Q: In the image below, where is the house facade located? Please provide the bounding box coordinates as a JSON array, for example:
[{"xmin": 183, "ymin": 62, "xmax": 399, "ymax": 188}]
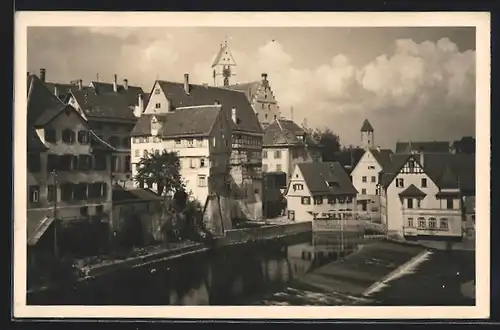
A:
[
  {"xmin": 27, "ymin": 74, "xmax": 115, "ymax": 260},
  {"xmin": 380, "ymin": 152, "xmax": 475, "ymax": 241},
  {"xmin": 350, "ymin": 147, "xmax": 393, "ymax": 219},
  {"xmin": 139, "ymin": 74, "xmax": 263, "ymax": 220},
  {"xmin": 229, "ymin": 73, "xmax": 281, "ymax": 129},
  {"xmin": 285, "ymin": 162, "xmax": 358, "ymax": 230}
]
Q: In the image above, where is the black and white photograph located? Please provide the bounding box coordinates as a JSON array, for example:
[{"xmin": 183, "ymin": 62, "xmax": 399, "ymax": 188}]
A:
[{"xmin": 14, "ymin": 12, "xmax": 490, "ymax": 319}]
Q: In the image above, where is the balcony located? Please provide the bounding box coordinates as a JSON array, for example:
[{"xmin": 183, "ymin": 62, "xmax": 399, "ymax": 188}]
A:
[{"xmin": 402, "ymin": 208, "xmax": 461, "ymax": 217}]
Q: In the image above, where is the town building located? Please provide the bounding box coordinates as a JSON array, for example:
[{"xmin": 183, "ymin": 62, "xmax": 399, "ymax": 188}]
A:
[
  {"xmin": 350, "ymin": 147, "xmax": 393, "ymax": 219},
  {"xmin": 285, "ymin": 162, "xmax": 358, "ymax": 226},
  {"xmin": 26, "ymin": 73, "xmax": 115, "ymax": 263},
  {"xmin": 66, "ymin": 74, "xmax": 146, "ymax": 187},
  {"xmin": 451, "ymin": 136, "xmax": 476, "ymax": 154},
  {"xmin": 130, "ymin": 103, "xmax": 232, "ymax": 207},
  {"xmin": 262, "ymin": 118, "xmax": 321, "ymax": 181},
  {"xmin": 379, "ymin": 152, "xmax": 475, "ymax": 241},
  {"xmin": 134, "ymin": 73, "xmax": 263, "ymax": 220},
  {"xmin": 211, "ymin": 40, "xmax": 237, "ymax": 88},
  {"xmin": 229, "ymin": 73, "xmax": 281, "ymax": 129}
]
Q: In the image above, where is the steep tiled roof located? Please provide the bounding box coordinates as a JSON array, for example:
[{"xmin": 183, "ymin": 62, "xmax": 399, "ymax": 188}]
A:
[
  {"xmin": 27, "ymin": 74, "xmax": 67, "ymax": 127},
  {"xmin": 27, "ymin": 213, "xmax": 54, "ymax": 246},
  {"xmin": 211, "ymin": 44, "xmax": 236, "ymax": 67},
  {"xmin": 112, "ymin": 186, "xmax": 163, "ymax": 203},
  {"xmin": 369, "ymin": 148, "xmax": 394, "ymax": 170},
  {"xmin": 157, "ymin": 80, "xmax": 262, "ymax": 134},
  {"xmin": 44, "ymin": 82, "xmax": 80, "ymax": 100},
  {"xmin": 297, "ymin": 162, "xmax": 358, "ymax": 197},
  {"xmin": 263, "ymin": 119, "xmax": 313, "ymax": 146},
  {"xmin": 395, "ymin": 141, "xmax": 450, "ymax": 153},
  {"xmin": 381, "ymin": 153, "xmax": 475, "ymax": 192},
  {"xmin": 360, "ymin": 119, "xmax": 374, "ymax": 132},
  {"xmin": 131, "ymin": 105, "xmax": 222, "ymax": 138},
  {"xmin": 399, "ymin": 184, "xmax": 427, "ymax": 198},
  {"xmin": 228, "ymin": 81, "xmax": 261, "ymax": 101},
  {"xmin": 71, "ymin": 88, "xmax": 138, "ymax": 122},
  {"xmin": 91, "ymin": 81, "xmax": 144, "ymax": 106}
]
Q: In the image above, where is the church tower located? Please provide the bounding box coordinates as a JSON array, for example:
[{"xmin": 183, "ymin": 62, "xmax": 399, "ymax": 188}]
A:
[
  {"xmin": 211, "ymin": 39, "xmax": 237, "ymax": 87},
  {"xmin": 360, "ymin": 119, "xmax": 375, "ymax": 149}
]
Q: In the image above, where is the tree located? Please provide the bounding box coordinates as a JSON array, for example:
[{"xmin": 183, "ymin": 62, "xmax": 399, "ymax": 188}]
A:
[
  {"xmin": 302, "ymin": 125, "xmax": 341, "ymax": 161},
  {"xmin": 134, "ymin": 150, "xmax": 185, "ymax": 196}
]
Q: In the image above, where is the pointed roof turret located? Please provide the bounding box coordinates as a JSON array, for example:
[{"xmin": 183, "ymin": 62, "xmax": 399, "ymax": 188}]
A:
[
  {"xmin": 360, "ymin": 119, "xmax": 374, "ymax": 132},
  {"xmin": 211, "ymin": 40, "xmax": 237, "ymax": 68}
]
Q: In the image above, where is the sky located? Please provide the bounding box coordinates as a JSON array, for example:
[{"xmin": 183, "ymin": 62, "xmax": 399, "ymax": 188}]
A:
[{"xmin": 27, "ymin": 26, "xmax": 476, "ymax": 148}]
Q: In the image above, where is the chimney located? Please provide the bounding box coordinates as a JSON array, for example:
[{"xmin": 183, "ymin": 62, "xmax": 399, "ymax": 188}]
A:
[
  {"xmin": 113, "ymin": 74, "xmax": 118, "ymax": 92},
  {"xmin": 214, "ymin": 100, "xmax": 220, "ymax": 105},
  {"xmin": 123, "ymin": 79, "xmax": 129, "ymax": 90},
  {"xmin": 261, "ymin": 73, "xmax": 268, "ymax": 81},
  {"xmin": 39, "ymin": 68, "xmax": 46, "ymax": 82},
  {"xmin": 419, "ymin": 152, "xmax": 425, "ymax": 168},
  {"xmin": 184, "ymin": 73, "xmax": 190, "ymax": 94},
  {"xmin": 78, "ymin": 79, "xmax": 83, "ymax": 90},
  {"xmin": 231, "ymin": 106, "xmax": 237, "ymax": 123},
  {"xmin": 134, "ymin": 94, "xmax": 144, "ymax": 118},
  {"xmin": 53, "ymin": 84, "xmax": 59, "ymax": 97},
  {"xmin": 376, "ymin": 145, "xmax": 381, "ymax": 152}
]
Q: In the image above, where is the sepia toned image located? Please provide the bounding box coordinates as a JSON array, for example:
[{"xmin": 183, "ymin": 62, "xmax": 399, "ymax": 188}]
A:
[{"xmin": 13, "ymin": 12, "xmax": 490, "ymax": 319}]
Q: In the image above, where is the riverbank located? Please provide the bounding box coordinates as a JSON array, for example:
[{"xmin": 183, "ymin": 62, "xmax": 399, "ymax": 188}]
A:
[{"xmin": 246, "ymin": 240, "xmax": 475, "ymax": 306}]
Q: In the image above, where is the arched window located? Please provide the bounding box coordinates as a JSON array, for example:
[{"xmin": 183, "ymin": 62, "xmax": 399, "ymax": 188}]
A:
[
  {"xmin": 109, "ymin": 136, "xmax": 120, "ymax": 148},
  {"xmin": 417, "ymin": 217, "xmax": 426, "ymax": 228}
]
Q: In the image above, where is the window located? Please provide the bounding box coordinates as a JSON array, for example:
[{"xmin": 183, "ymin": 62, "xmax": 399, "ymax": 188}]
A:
[
  {"xmin": 154, "ymin": 88, "xmax": 161, "ymax": 95},
  {"xmin": 109, "ymin": 136, "xmax": 120, "ymax": 148},
  {"xmin": 196, "ymin": 139, "xmax": 204, "ymax": 148},
  {"xmin": 261, "ymin": 103, "xmax": 264, "ymax": 109},
  {"xmin": 80, "ymin": 206, "xmax": 89, "ymax": 216},
  {"xmin": 362, "ymin": 176, "xmax": 367, "ymax": 183},
  {"xmin": 29, "ymin": 185, "xmax": 40, "ymax": 203},
  {"xmin": 60, "ymin": 183, "xmax": 73, "ymax": 201},
  {"xmin": 420, "ymin": 178, "xmax": 428, "ymax": 188},
  {"xmin": 361, "ymin": 188, "xmax": 367, "ymax": 195},
  {"xmin": 44, "ymin": 128, "xmax": 57, "ymax": 143},
  {"xmin": 187, "ymin": 139, "xmax": 194, "ymax": 148},
  {"xmin": 301, "ymin": 197, "xmax": 311, "ymax": 205},
  {"xmin": 200, "ymin": 158, "xmax": 205, "ymax": 167},
  {"xmin": 314, "ymin": 197, "xmax": 323, "ymax": 205},
  {"xmin": 440, "ymin": 218, "xmax": 449, "ymax": 230},
  {"xmin": 78, "ymin": 130, "xmax": 89, "ymax": 144},
  {"xmin": 327, "ymin": 197, "xmax": 336, "ymax": 204},
  {"xmin": 274, "ymin": 150, "xmax": 281, "ymax": 159},
  {"xmin": 78, "ymin": 155, "xmax": 92, "ymax": 171},
  {"xmin": 428, "ymin": 217, "xmax": 437, "ymax": 229},
  {"xmin": 446, "ymin": 198, "xmax": 454, "ymax": 209},
  {"xmin": 371, "ymin": 176, "xmax": 376, "ymax": 183},
  {"xmin": 47, "ymin": 154, "xmax": 59, "ymax": 171},
  {"xmin": 124, "ymin": 156, "xmax": 131, "ymax": 172},
  {"xmin": 62, "ymin": 129, "xmax": 75, "ymax": 143},
  {"xmin": 418, "ymin": 217, "xmax": 426, "ymax": 228},
  {"xmin": 416, "ymin": 198, "xmax": 422, "ymax": 208},
  {"xmin": 276, "ymin": 164, "xmax": 282, "ymax": 172},
  {"xmin": 262, "ymin": 151, "xmax": 268, "ymax": 159},
  {"xmin": 396, "ymin": 178, "xmax": 404, "ymax": 188},
  {"xmin": 407, "ymin": 217, "xmax": 414, "ymax": 228},
  {"xmin": 111, "ymin": 156, "xmax": 118, "ymax": 172},
  {"xmin": 88, "ymin": 182, "xmax": 104, "ymax": 198},
  {"xmin": 293, "ymin": 184, "xmax": 304, "ymax": 191},
  {"xmin": 94, "ymin": 154, "xmax": 107, "ymax": 171},
  {"xmin": 60, "ymin": 154, "xmax": 77, "ymax": 171},
  {"xmin": 198, "ymin": 175, "xmax": 207, "ymax": 187},
  {"xmin": 407, "ymin": 198, "xmax": 413, "ymax": 209},
  {"xmin": 368, "ymin": 165, "xmax": 376, "ymax": 170},
  {"xmin": 96, "ymin": 205, "xmax": 104, "ymax": 215},
  {"xmin": 27, "ymin": 153, "xmax": 41, "ymax": 172},
  {"xmin": 408, "ymin": 159, "xmax": 415, "ymax": 169},
  {"xmin": 43, "ymin": 185, "xmax": 56, "ymax": 204},
  {"xmin": 155, "ymin": 103, "xmax": 161, "ymax": 109},
  {"xmin": 74, "ymin": 183, "xmax": 87, "ymax": 201}
]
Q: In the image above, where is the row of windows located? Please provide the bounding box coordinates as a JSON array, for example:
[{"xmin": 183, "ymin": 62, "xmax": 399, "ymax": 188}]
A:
[
  {"xmin": 262, "ymin": 164, "xmax": 282, "ymax": 172},
  {"xmin": 28, "ymin": 182, "xmax": 108, "ymax": 203},
  {"xmin": 407, "ymin": 217, "xmax": 449, "ymax": 230},
  {"xmin": 28, "ymin": 153, "xmax": 106, "ymax": 173},
  {"xmin": 256, "ymin": 113, "xmax": 278, "ymax": 121},
  {"xmin": 362, "ymin": 176, "xmax": 377, "ymax": 183},
  {"xmin": 301, "ymin": 196, "xmax": 354, "ymax": 205},
  {"xmin": 404, "ymin": 197, "xmax": 455, "ymax": 210},
  {"xmin": 263, "ymin": 150, "xmax": 282, "ymax": 159},
  {"xmin": 44, "ymin": 128, "xmax": 90, "ymax": 144},
  {"xmin": 395, "ymin": 178, "xmax": 427, "ymax": 188}
]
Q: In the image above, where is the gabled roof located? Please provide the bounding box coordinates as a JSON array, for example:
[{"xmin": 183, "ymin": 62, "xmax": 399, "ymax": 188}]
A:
[
  {"xmin": 368, "ymin": 148, "xmax": 394, "ymax": 170},
  {"xmin": 399, "ymin": 184, "xmax": 427, "ymax": 198},
  {"xmin": 395, "ymin": 141, "xmax": 450, "ymax": 153},
  {"xmin": 156, "ymin": 80, "xmax": 262, "ymax": 134},
  {"xmin": 297, "ymin": 162, "xmax": 358, "ymax": 197},
  {"xmin": 381, "ymin": 153, "xmax": 475, "ymax": 192},
  {"xmin": 112, "ymin": 186, "xmax": 163, "ymax": 203},
  {"xmin": 44, "ymin": 82, "xmax": 80, "ymax": 100},
  {"xmin": 360, "ymin": 119, "xmax": 374, "ymax": 132},
  {"xmin": 263, "ymin": 119, "xmax": 317, "ymax": 147},
  {"xmin": 27, "ymin": 74, "xmax": 67, "ymax": 128},
  {"xmin": 131, "ymin": 105, "xmax": 223, "ymax": 138},
  {"xmin": 91, "ymin": 81, "xmax": 144, "ymax": 106},
  {"xmin": 71, "ymin": 88, "xmax": 138, "ymax": 122},
  {"xmin": 211, "ymin": 44, "xmax": 236, "ymax": 68},
  {"xmin": 228, "ymin": 81, "xmax": 261, "ymax": 102}
]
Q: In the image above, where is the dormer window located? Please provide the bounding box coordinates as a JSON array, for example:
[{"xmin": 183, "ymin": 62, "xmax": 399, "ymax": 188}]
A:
[{"xmin": 327, "ymin": 181, "xmax": 338, "ymax": 188}]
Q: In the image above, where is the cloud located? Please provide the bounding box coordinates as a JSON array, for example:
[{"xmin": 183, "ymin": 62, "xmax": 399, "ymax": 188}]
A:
[
  {"xmin": 27, "ymin": 28, "xmax": 475, "ymax": 148},
  {"xmin": 190, "ymin": 37, "xmax": 475, "ymax": 147}
]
